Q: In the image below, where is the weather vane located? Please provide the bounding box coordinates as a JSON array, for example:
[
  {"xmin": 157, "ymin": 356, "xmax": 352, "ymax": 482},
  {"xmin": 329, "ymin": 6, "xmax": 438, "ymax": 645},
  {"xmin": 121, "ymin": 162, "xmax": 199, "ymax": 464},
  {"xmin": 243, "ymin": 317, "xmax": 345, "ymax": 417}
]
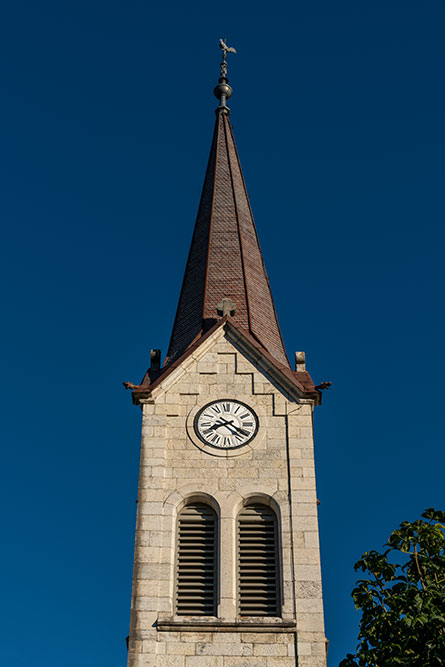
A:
[
  {"xmin": 214, "ymin": 39, "xmax": 236, "ymax": 114},
  {"xmin": 219, "ymin": 38, "xmax": 236, "ymax": 79}
]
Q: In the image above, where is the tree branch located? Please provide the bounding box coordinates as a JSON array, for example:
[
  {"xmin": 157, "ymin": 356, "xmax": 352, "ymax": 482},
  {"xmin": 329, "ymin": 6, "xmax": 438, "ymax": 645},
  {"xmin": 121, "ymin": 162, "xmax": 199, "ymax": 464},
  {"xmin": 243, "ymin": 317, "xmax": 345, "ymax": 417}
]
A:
[{"xmin": 413, "ymin": 544, "xmax": 426, "ymax": 591}]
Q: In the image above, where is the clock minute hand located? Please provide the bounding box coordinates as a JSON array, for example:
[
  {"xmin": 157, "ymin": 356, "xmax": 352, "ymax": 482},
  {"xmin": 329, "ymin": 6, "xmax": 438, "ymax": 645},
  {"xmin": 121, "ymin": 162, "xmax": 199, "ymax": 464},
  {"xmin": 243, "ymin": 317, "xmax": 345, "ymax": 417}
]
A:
[
  {"xmin": 212, "ymin": 417, "xmax": 239, "ymax": 435},
  {"xmin": 210, "ymin": 417, "xmax": 233, "ymax": 430},
  {"xmin": 218, "ymin": 418, "xmax": 250, "ymax": 438},
  {"xmin": 230, "ymin": 423, "xmax": 250, "ymax": 437},
  {"xmin": 218, "ymin": 417, "xmax": 234, "ymax": 426}
]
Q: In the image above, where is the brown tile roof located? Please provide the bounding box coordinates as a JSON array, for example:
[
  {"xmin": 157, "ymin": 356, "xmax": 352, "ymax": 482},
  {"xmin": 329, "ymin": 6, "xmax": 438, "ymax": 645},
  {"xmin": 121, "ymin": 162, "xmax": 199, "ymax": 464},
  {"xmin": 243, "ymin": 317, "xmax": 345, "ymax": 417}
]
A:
[{"xmin": 165, "ymin": 111, "xmax": 290, "ymax": 369}]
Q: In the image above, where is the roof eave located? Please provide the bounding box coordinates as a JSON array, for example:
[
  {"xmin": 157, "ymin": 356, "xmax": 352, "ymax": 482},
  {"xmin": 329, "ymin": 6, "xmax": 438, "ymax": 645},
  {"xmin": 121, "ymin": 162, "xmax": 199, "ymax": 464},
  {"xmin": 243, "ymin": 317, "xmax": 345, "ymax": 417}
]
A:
[{"xmin": 129, "ymin": 318, "xmax": 321, "ymax": 406}]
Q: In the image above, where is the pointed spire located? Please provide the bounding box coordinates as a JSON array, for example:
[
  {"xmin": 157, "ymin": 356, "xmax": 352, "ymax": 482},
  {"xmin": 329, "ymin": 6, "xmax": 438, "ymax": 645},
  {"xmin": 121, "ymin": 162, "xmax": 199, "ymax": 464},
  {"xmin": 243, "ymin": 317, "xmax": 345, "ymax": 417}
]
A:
[{"xmin": 165, "ymin": 45, "xmax": 290, "ymax": 370}]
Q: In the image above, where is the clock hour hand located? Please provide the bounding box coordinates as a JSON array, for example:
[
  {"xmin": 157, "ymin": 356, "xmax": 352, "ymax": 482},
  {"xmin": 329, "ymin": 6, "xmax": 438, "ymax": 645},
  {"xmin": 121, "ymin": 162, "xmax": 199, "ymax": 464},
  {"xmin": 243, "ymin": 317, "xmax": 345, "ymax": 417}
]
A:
[
  {"xmin": 210, "ymin": 418, "xmax": 232, "ymax": 429},
  {"xmin": 215, "ymin": 418, "xmax": 250, "ymax": 438},
  {"xmin": 211, "ymin": 417, "xmax": 238, "ymax": 434},
  {"xmin": 218, "ymin": 417, "xmax": 234, "ymax": 426}
]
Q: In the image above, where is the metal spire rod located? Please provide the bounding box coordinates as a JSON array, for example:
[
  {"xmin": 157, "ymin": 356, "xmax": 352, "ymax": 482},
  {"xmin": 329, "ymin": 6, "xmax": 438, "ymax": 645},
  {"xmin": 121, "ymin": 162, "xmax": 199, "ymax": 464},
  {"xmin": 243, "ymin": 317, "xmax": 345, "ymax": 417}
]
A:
[{"xmin": 214, "ymin": 39, "xmax": 236, "ymax": 115}]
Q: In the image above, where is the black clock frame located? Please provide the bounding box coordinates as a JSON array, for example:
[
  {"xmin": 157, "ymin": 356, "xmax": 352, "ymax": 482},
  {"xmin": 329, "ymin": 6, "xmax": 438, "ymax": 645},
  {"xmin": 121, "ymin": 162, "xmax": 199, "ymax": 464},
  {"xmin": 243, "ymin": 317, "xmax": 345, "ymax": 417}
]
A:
[{"xmin": 194, "ymin": 399, "xmax": 260, "ymax": 449}]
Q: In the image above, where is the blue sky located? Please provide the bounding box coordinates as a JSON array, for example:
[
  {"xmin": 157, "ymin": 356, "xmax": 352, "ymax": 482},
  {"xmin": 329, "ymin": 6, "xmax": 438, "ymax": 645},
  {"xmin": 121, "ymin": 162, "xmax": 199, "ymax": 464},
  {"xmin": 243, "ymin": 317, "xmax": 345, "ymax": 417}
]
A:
[{"xmin": 1, "ymin": 1, "xmax": 444, "ymax": 665}]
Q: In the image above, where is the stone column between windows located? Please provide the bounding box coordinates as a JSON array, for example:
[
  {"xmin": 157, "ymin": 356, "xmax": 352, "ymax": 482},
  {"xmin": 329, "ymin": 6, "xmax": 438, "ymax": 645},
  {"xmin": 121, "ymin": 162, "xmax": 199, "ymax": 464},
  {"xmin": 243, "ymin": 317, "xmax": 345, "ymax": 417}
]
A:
[{"xmin": 219, "ymin": 507, "xmax": 237, "ymax": 618}]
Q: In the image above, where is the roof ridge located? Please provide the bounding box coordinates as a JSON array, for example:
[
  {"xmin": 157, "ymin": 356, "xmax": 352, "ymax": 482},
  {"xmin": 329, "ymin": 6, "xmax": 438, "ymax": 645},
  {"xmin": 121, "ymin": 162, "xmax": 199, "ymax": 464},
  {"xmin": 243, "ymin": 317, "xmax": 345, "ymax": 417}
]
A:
[{"xmin": 223, "ymin": 114, "xmax": 252, "ymax": 333}]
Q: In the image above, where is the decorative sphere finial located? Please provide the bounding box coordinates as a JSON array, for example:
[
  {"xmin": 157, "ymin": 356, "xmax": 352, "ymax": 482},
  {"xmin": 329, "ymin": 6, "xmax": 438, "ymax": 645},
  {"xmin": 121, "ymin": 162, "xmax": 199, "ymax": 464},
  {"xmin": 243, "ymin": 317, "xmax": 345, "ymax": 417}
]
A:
[{"xmin": 214, "ymin": 39, "xmax": 236, "ymax": 115}]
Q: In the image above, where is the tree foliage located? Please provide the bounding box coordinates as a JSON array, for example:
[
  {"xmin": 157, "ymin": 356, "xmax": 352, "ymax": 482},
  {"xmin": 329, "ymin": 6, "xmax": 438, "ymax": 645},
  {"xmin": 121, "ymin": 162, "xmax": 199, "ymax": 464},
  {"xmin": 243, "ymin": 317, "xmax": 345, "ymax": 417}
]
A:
[{"xmin": 340, "ymin": 508, "xmax": 445, "ymax": 666}]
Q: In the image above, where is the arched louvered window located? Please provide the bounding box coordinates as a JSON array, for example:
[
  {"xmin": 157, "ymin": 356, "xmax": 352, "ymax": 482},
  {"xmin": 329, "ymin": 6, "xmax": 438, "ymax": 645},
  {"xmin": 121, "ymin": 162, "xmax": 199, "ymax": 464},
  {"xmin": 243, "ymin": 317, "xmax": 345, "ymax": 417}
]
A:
[
  {"xmin": 238, "ymin": 503, "xmax": 280, "ymax": 616},
  {"xmin": 176, "ymin": 503, "xmax": 217, "ymax": 616}
]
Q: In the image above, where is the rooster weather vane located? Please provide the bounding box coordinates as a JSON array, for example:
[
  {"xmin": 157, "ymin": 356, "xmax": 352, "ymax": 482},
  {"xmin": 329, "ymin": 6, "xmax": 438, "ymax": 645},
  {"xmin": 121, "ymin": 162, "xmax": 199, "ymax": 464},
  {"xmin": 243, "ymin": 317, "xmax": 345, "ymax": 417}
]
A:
[
  {"xmin": 213, "ymin": 39, "xmax": 236, "ymax": 114},
  {"xmin": 219, "ymin": 38, "xmax": 236, "ymax": 79}
]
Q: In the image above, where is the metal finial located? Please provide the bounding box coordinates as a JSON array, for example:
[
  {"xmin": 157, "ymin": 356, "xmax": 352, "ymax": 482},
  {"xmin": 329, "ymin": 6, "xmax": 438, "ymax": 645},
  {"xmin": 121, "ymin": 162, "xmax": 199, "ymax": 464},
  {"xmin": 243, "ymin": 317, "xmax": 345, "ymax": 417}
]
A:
[{"xmin": 214, "ymin": 39, "xmax": 236, "ymax": 115}]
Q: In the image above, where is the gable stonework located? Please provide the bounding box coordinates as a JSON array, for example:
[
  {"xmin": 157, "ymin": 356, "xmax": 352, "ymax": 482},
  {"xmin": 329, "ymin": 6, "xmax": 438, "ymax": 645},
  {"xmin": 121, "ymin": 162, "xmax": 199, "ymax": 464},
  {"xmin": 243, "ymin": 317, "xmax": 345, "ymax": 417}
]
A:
[{"xmin": 127, "ymin": 330, "xmax": 327, "ymax": 667}]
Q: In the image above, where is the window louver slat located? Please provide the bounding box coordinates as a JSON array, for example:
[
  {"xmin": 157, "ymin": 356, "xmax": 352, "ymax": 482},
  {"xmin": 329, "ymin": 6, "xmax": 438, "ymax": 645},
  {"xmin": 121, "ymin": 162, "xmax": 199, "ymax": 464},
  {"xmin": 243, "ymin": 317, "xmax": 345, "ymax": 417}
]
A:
[
  {"xmin": 176, "ymin": 504, "xmax": 216, "ymax": 616},
  {"xmin": 238, "ymin": 504, "xmax": 279, "ymax": 616}
]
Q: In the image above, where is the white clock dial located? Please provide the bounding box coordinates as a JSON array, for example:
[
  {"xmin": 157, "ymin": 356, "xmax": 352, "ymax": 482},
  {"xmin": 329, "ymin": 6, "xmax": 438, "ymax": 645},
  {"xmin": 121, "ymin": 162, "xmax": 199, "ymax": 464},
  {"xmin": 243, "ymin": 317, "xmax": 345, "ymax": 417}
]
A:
[{"xmin": 194, "ymin": 400, "xmax": 259, "ymax": 449}]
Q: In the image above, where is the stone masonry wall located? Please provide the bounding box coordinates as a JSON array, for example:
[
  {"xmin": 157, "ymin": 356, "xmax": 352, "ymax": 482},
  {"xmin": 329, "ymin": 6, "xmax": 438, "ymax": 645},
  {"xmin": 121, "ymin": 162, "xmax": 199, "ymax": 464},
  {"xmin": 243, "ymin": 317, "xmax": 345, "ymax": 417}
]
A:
[{"xmin": 127, "ymin": 328, "xmax": 327, "ymax": 667}]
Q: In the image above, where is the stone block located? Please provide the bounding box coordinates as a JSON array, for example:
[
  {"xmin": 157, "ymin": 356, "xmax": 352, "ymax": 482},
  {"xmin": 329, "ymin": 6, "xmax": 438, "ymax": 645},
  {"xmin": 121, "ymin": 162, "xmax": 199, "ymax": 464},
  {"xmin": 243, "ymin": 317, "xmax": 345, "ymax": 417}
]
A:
[
  {"xmin": 293, "ymin": 564, "xmax": 322, "ymax": 581},
  {"xmin": 166, "ymin": 644, "xmax": 195, "ymax": 655},
  {"xmin": 257, "ymin": 470, "xmax": 280, "ymax": 480},
  {"xmin": 196, "ymin": 643, "xmax": 252, "ymax": 656},
  {"xmin": 223, "ymin": 658, "xmax": 267, "ymax": 667},
  {"xmin": 178, "ymin": 394, "xmax": 200, "ymax": 404},
  {"xmin": 292, "ymin": 548, "xmax": 322, "ymax": 564},
  {"xmin": 290, "ymin": 478, "xmax": 317, "ymax": 491},
  {"xmin": 208, "ymin": 384, "xmax": 227, "ymax": 395},
  {"xmin": 297, "ymin": 613, "xmax": 325, "ymax": 632},
  {"xmin": 137, "ymin": 563, "xmax": 171, "ymax": 580},
  {"xmin": 134, "ymin": 596, "xmax": 159, "ymax": 612},
  {"xmin": 180, "ymin": 632, "xmax": 213, "ymax": 643},
  {"xmin": 157, "ymin": 657, "xmax": 185, "ymax": 667},
  {"xmin": 197, "ymin": 362, "xmax": 216, "ymax": 373},
  {"xmin": 290, "ymin": 504, "xmax": 317, "ymax": 517},
  {"xmin": 140, "ymin": 515, "xmax": 164, "ymax": 530},
  {"xmin": 292, "ymin": 516, "xmax": 319, "ymax": 531},
  {"xmin": 145, "ymin": 415, "xmax": 167, "ymax": 426},
  {"xmin": 298, "ymin": 657, "xmax": 327, "ymax": 667},
  {"xmin": 294, "ymin": 581, "xmax": 323, "ymax": 599},
  {"xmin": 229, "ymin": 467, "xmax": 259, "ymax": 479},
  {"xmin": 185, "ymin": 658, "xmax": 219, "ymax": 667},
  {"xmin": 253, "ymin": 644, "xmax": 288, "ymax": 656},
  {"xmin": 297, "ymin": 598, "xmax": 324, "ymax": 614},
  {"xmin": 149, "ymin": 531, "xmax": 174, "ymax": 548},
  {"xmin": 131, "ymin": 655, "xmax": 157, "ymax": 667},
  {"xmin": 304, "ymin": 532, "xmax": 320, "ymax": 548},
  {"xmin": 297, "ymin": 642, "xmax": 312, "ymax": 656},
  {"xmin": 139, "ymin": 502, "xmax": 164, "ymax": 515},
  {"xmin": 132, "ymin": 611, "xmax": 157, "ymax": 629},
  {"xmin": 296, "ymin": 632, "xmax": 326, "ymax": 644},
  {"xmin": 311, "ymin": 641, "xmax": 327, "ymax": 655},
  {"xmin": 240, "ymin": 633, "xmax": 277, "ymax": 644},
  {"xmin": 218, "ymin": 478, "xmax": 237, "ymax": 490}
]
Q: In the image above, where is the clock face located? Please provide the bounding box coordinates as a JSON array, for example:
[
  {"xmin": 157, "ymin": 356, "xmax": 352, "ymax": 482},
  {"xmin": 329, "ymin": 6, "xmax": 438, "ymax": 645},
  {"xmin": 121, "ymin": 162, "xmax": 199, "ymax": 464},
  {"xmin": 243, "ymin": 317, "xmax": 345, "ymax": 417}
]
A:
[{"xmin": 194, "ymin": 399, "xmax": 259, "ymax": 449}]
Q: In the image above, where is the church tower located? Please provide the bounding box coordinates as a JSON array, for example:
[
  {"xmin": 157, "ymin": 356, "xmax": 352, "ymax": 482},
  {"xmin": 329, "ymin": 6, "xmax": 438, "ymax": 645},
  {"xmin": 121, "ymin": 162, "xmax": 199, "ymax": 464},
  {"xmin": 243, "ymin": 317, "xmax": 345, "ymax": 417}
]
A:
[{"xmin": 126, "ymin": 43, "xmax": 328, "ymax": 667}]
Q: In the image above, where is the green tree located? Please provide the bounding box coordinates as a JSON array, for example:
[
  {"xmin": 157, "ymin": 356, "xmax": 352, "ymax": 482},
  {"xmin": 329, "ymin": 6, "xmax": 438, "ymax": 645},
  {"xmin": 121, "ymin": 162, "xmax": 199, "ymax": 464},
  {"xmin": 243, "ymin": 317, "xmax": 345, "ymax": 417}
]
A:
[{"xmin": 340, "ymin": 508, "xmax": 445, "ymax": 667}]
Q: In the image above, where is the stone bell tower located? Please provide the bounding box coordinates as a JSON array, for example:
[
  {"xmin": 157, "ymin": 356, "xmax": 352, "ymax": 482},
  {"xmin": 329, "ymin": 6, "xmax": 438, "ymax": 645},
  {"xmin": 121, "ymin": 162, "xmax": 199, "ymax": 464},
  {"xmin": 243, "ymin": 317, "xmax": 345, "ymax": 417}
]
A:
[{"xmin": 125, "ymin": 41, "xmax": 328, "ymax": 667}]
